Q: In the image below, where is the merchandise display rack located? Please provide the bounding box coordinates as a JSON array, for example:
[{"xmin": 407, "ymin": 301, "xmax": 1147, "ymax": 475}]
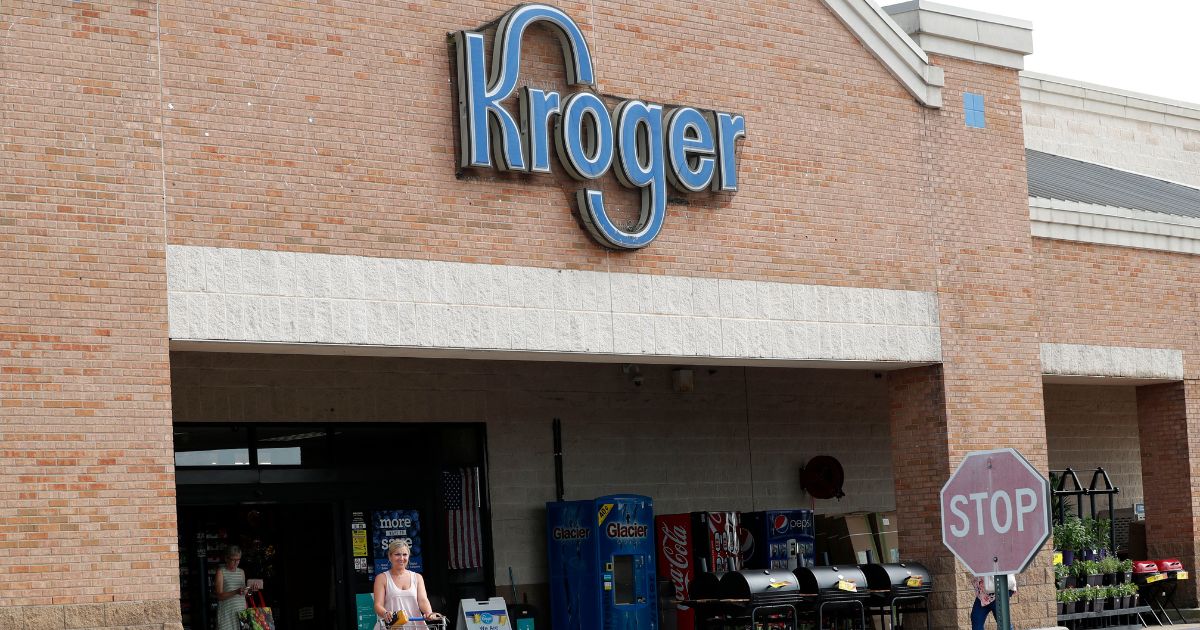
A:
[{"xmin": 1051, "ymin": 468, "xmax": 1153, "ymax": 629}]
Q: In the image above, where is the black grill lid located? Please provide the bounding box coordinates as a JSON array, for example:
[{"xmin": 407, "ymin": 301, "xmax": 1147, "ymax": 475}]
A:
[
  {"xmin": 859, "ymin": 563, "xmax": 933, "ymax": 595},
  {"xmin": 720, "ymin": 569, "xmax": 801, "ymax": 599},
  {"xmin": 691, "ymin": 571, "xmax": 725, "ymax": 600},
  {"xmin": 794, "ymin": 566, "xmax": 871, "ymax": 600}
]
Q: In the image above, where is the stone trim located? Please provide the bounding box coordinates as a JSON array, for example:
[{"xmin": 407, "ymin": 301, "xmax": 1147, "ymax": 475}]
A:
[
  {"xmin": 1021, "ymin": 72, "xmax": 1200, "ymax": 131},
  {"xmin": 819, "ymin": 0, "xmax": 945, "ymax": 108},
  {"xmin": 1041, "ymin": 343, "xmax": 1184, "ymax": 381},
  {"xmin": 884, "ymin": 0, "xmax": 1033, "ymax": 70},
  {"xmin": 1030, "ymin": 197, "xmax": 1200, "ymax": 255},
  {"xmin": 0, "ymin": 600, "xmax": 181, "ymax": 629},
  {"xmin": 166, "ymin": 245, "xmax": 943, "ymax": 366}
]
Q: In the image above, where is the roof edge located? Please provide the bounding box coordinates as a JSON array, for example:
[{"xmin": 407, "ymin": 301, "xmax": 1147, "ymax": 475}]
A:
[
  {"xmin": 820, "ymin": 0, "xmax": 944, "ymax": 108},
  {"xmin": 884, "ymin": 0, "xmax": 1033, "ymax": 70},
  {"xmin": 1021, "ymin": 71, "xmax": 1200, "ymax": 122}
]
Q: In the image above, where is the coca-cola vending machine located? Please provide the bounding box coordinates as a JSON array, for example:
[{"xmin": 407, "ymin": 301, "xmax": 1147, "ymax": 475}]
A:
[{"xmin": 654, "ymin": 512, "xmax": 743, "ymax": 630}]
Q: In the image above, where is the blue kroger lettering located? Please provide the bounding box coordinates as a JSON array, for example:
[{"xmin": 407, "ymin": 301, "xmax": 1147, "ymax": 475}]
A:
[{"xmin": 454, "ymin": 4, "xmax": 745, "ymax": 249}]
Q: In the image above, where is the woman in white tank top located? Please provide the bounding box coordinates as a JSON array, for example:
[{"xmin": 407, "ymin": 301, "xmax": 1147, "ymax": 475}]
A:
[{"xmin": 372, "ymin": 540, "xmax": 443, "ymax": 629}]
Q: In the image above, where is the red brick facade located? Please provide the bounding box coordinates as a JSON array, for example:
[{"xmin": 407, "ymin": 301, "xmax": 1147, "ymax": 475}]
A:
[
  {"xmin": 1, "ymin": 1, "xmax": 179, "ymax": 625},
  {"xmin": 1, "ymin": 0, "xmax": 1188, "ymax": 628}
]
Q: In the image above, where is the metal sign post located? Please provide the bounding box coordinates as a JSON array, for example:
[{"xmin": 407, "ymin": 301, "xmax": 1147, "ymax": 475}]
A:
[{"xmin": 994, "ymin": 575, "xmax": 1011, "ymax": 629}]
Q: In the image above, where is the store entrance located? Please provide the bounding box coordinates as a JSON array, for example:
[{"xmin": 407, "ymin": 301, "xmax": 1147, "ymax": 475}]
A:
[
  {"xmin": 178, "ymin": 502, "xmax": 338, "ymax": 630},
  {"xmin": 173, "ymin": 423, "xmax": 493, "ymax": 630}
]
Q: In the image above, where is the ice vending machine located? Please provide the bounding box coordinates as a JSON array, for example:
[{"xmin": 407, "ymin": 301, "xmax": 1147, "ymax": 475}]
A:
[
  {"xmin": 547, "ymin": 495, "xmax": 658, "ymax": 630},
  {"xmin": 741, "ymin": 510, "xmax": 815, "ymax": 570}
]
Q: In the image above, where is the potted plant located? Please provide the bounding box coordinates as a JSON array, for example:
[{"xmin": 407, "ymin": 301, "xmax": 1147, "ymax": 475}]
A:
[
  {"xmin": 1056, "ymin": 587, "xmax": 1078, "ymax": 615},
  {"xmin": 1122, "ymin": 582, "xmax": 1140, "ymax": 608},
  {"xmin": 1073, "ymin": 559, "xmax": 1103, "ymax": 586},
  {"xmin": 1054, "ymin": 517, "xmax": 1086, "ymax": 565},
  {"xmin": 1119, "ymin": 558, "xmax": 1134, "ymax": 584},
  {"xmin": 1071, "ymin": 587, "xmax": 1088, "ymax": 614},
  {"xmin": 1079, "ymin": 517, "xmax": 1099, "ymax": 560},
  {"xmin": 1104, "ymin": 585, "xmax": 1120, "ymax": 610},
  {"xmin": 1090, "ymin": 585, "xmax": 1107, "ymax": 612},
  {"xmin": 1099, "ymin": 556, "xmax": 1121, "ymax": 585},
  {"xmin": 1054, "ymin": 562, "xmax": 1072, "ymax": 589},
  {"xmin": 1092, "ymin": 517, "xmax": 1112, "ymax": 556}
]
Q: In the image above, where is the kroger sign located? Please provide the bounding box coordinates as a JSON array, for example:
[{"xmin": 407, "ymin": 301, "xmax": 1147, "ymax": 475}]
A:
[{"xmin": 454, "ymin": 4, "xmax": 746, "ymax": 250}]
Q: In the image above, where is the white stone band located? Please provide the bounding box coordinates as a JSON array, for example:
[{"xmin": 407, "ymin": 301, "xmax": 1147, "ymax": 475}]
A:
[
  {"xmin": 166, "ymin": 245, "xmax": 943, "ymax": 365},
  {"xmin": 1031, "ymin": 197, "xmax": 1200, "ymax": 255},
  {"xmin": 1041, "ymin": 343, "xmax": 1183, "ymax": 381}
]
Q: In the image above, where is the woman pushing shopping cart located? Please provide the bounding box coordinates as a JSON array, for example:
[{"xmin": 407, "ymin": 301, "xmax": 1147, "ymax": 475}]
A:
[{"xmin": 373, "ymin": 540, "xmax": 446, "ymax": 630}]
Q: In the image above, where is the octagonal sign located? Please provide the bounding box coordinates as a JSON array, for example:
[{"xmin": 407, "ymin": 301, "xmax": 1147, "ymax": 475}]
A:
[{"xmin": 940, "ymin": 448, "xmax": 1050, "ymax": 576}]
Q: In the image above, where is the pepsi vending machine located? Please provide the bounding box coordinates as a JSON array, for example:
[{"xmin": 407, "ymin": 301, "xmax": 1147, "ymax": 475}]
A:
[
  {"xmin": 742, "ymin": 510, "xmax": 815, "ymax": 570},
  {"xmin": 547, "ymin": 495, "xmax": 658, "ymax": 630}
]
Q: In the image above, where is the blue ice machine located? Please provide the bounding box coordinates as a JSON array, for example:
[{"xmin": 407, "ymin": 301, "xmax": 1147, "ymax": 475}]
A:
[
  {"xmin": 742, "ymin": 509, "xmax": 815, "ymax": 570},
  {"xmin": 546, "ymin": 495, "xmax": 658, "ymax": 630}
]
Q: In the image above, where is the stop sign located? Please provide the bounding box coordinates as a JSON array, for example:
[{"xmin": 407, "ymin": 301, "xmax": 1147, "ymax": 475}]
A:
[{"xmin": 940, "ymin": 448, "xmax": 1050, "ymax": 576}]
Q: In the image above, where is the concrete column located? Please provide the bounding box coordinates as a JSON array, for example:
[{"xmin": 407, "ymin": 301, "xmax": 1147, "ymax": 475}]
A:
[{"xmin": 1136, "ymin": 380, "xmax": 1200, "ymax": 606}]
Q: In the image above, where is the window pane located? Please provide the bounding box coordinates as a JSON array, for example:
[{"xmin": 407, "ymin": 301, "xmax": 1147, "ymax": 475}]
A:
[
  {"xmin": 257, "ymin": 447, "xmax": 302, "ymax": 466},
  {"xmin": 175, "ymin": 448, "xmax": 250, "ymax": 466},
  {"xmin": 256, "ymin": 427, "xmax": 329, "ymax": 467},
  {"xmin": 174, "ymin": 426, "xmax": 250, "ymax": 467}
]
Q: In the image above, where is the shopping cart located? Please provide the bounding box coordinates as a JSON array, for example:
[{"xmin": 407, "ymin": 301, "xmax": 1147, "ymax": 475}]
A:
[{"xmin": 379, "ymin": 612, "xmax": 448, "ymax": 630}]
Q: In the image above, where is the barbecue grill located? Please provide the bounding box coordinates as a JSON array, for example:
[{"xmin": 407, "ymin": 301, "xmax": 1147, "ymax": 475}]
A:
[
  {"xmin": 794, "ymin": 565, "xmax": 869, "ymax": 629},
  {"xmin": 719, "ymin": 569, "xmax": 803, "ymax": 606},
  {"xmin": 1155, "ymin": 558, "xmax": 1185, "ymax": 579},
  {"xmin": 859, "ymin": 563, "xmax": 933, "ymax": 630},
  {"xmin": 1132, "ymin": 560, "xmax": 1160, "ymax": 585},
  {"xmin": 687, "ymin": 570, "xmax": 801, "ymax": 630},
  {"xmin": 691, "ymin": 571, "xmax": 726, "ymax": 601},
  {"xmin": 1133, "ymin": 559, "xmax": 1181, "ymax": 625}
]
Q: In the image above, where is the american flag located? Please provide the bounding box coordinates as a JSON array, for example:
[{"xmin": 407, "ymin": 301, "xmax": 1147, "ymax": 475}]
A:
[{"xmin": 442, "ymin": 467, "xmax": 482, "ymax": 569}]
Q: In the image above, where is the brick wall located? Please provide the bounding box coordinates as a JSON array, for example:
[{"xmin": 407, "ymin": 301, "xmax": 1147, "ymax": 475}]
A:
[
  {"xmin": 0, "ymin": 1, "xmax": 179, "ymax": 625},
  {"xmin": 2, "ymin": 0, "xmax": 1056, "ymax": 626},
  {"xmin": 913, "ymin": 54, "xmax": 1055, "ymax": 628},
  {"xmin": 887, "ymin": 365, "xmax": 957, "ymax": 628},
  {"xmin": 1044, "ymin": 384, "xmax": 1143, "ymax": 511},
  {"xmin": 1136, "ymin": 381, "xmax": 1200, "ymax": 605},
  {"xmin": 170, "ymin": 352, "xmax": 897, "ymax": 589},
  {"xmin": 158, "ymin": 0, "xmax": 942, "ymax": 290}
]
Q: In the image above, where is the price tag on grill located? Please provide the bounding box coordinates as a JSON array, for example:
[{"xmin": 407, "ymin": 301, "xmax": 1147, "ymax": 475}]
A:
[
  {"xmin": 836, "ymin": 580, "xmax": 857, "ymax": 592},
  {"xmin": 905, "ymin": 576, "xmax": 923, "ymax": 588},
  {"xmin": 1177, "ymin": 571, "xmax": 1189, "ymax": 580},
  {"xmin": 1146, "ymin": 574, "xmax": 1166, "ymax": 584}
]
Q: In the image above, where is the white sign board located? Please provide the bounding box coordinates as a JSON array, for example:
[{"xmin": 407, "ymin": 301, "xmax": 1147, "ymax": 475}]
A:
[{"xmin": 457, "ymin": 598, "xmax": 512, "ymax": 630}]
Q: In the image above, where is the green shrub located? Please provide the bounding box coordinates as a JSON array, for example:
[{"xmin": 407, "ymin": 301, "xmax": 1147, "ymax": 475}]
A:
[
  {"xmin": 1082, "ymin": 517, "xmax": 1111, "ymax": 551},
  {"xmin": 1053, "ymin": 517, "xmax": 1087, "ymax": 552},
  {"xmin": 1098, "ymin": 556, "xmax": 1121, "ymax": 574},
  {"xmin": 1056, "ymin": 516, "xmax": 1094, "ymax": 549},
  {"xmin": 1054, "ymin": 563, "xmax": 1069, "ymax": 580},
  {"xmin": 1072, "ymin": 559, "xmax": 1101, "ymax": 577},
  {"xmin": 1057, "ymin": 588, "xmax": 1083, "ymax": 603}
]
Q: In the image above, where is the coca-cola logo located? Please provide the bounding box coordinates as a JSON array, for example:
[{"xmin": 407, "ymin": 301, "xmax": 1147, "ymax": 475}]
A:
[
  {"xmin": 606, "ymin": 521, "xmax": 648, "ymax": 539},
  {"xmin": 659, "ymin": 522, "xmax": 691, "ymax": 600},
  {"xmin": 552, "ymin": 526, "xmax": 590, "ymax": 541}
]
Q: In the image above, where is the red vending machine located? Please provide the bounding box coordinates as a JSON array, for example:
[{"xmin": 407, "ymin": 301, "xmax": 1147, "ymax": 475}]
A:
[
  {"xmin": 655, "ymin": 512, "xmax": 743, "ymax": 630},
  {"xmin": 691, "ymin": 511, "xmax": 742, "ymax": 573}
]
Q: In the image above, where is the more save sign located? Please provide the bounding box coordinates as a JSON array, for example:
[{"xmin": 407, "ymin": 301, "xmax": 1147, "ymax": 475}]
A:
[{"xmin": 940, "ymin": 448, "xmax": 1050, "ymax": 576}]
